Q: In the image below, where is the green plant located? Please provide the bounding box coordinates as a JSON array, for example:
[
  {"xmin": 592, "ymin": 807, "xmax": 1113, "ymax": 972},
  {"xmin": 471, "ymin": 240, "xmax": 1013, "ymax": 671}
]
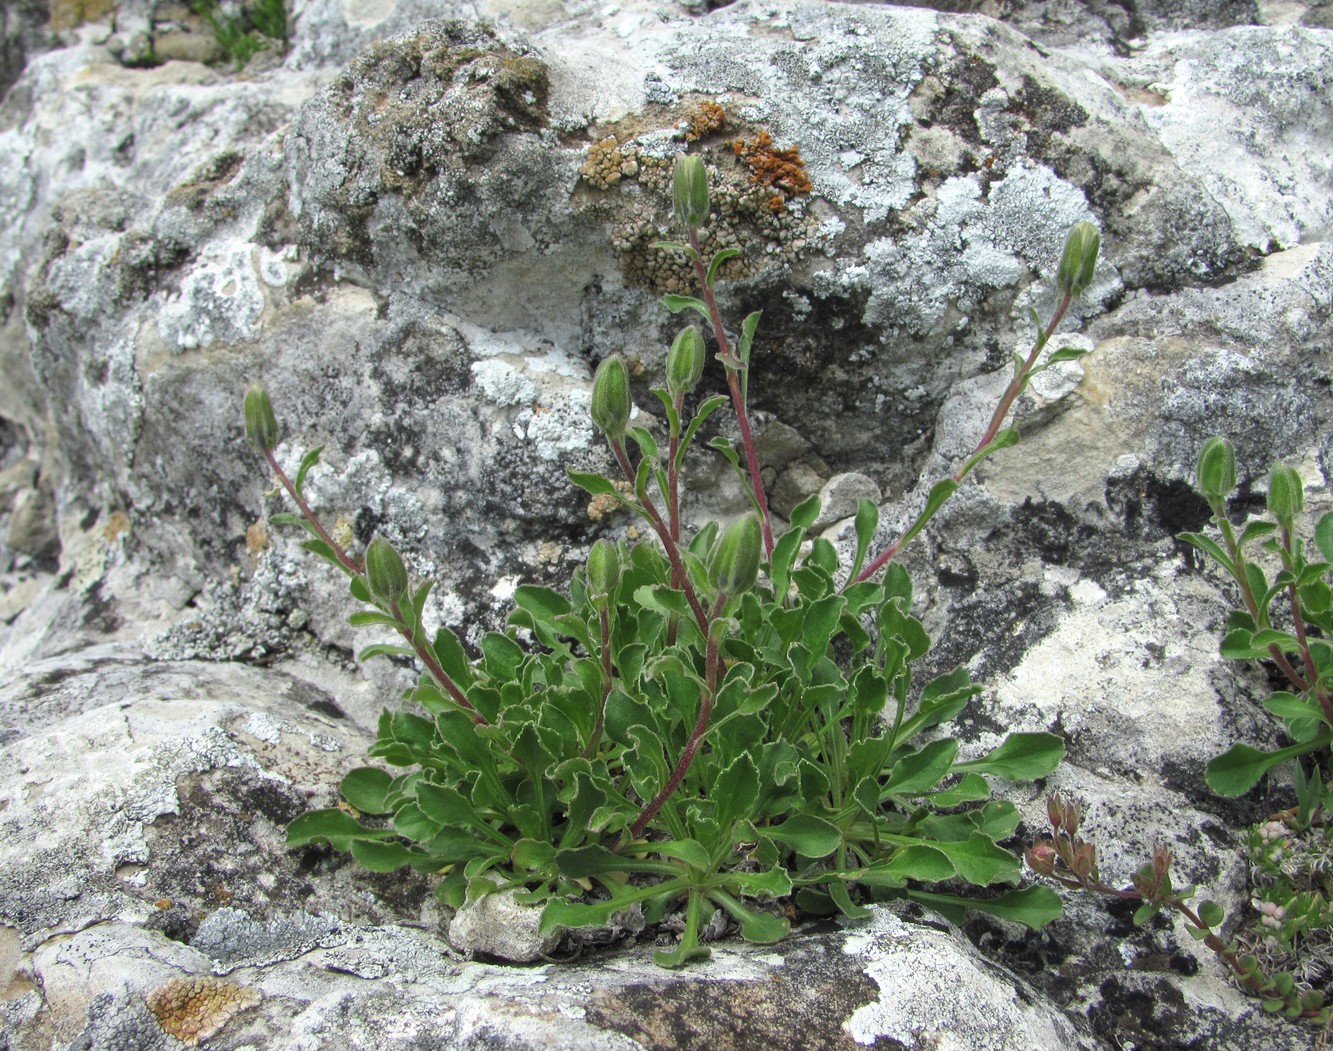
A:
[
  {"xmin": 1027, "ymin": 447, "xmax": 1333, "ymax": 1022},
  {"xmin": 1181, "ymin": 441, "xmax": 1333, "ymax": 797},
  {"xmin": 250, "ymin": 155, "xmax": 1101, "ymax": 965},
  {"xmin": 190, "ymin": 0, "xmax": 288, "ymax": 70}
]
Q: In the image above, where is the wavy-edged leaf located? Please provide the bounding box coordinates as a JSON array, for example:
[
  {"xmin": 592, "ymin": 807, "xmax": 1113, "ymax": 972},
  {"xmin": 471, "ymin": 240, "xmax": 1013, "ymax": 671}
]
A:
[
  {"xmin": 883, "ymin": 738, "xmax": 959, "ymax": 796},
  {"xmin": 706, "ymin": 248, "xmax": 741, "ymax": 286},
  {"xmin": 340, "ymin": 767, "xmax": 394, "ymax": 814},
  {"xmin": 763, "ymin": 815, "xmax": 841, "ymax": 859},
  {"xmin": 293, "ymin": 446, "xmax": 324, "ymax": 496},
  {"xmin": 286, "ymin": 808, "xmax": 395, "ymax": 851},
  {"xmin": 952, "ymin": 732, "xmax": 1064, "ymax": 781}
]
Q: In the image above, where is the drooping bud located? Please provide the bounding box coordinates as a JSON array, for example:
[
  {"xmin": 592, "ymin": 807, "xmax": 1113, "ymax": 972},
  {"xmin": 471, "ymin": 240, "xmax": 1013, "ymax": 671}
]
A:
[
  {"xmin": 1056, "ymin": 221, "xmax": 1100, "ymax": 299},
  {"xmin": 365, "ymin": 536, "xmax": 409, "ymax": 606},
  {"xmin": 586, "ymin": 538, "xmax": 620, "ymax": 608},
  {"xmin": 1071, "ymin": 841, "xmax": 1097, "ymax": 881},
  {"xmin": 1267, "ymin": 464, "xmax": 1304, "ymax": 526},
  {"xmin": 590, "ymin": 357, "xmax": 632, "ymax": 440},
  {"xmin": 1196, "ymin": 436, "xmax": 1237, "ymax": 506},
  {"xmin": 709, "ymin": 514, "xmax": 762, "ymax": 595},
  {"xmin": 244, "ymin": 384, "xmax": 280, "ymax": 454},
  {"xmin": 672, "ymin": 154, "xmax": 710, "ymax": 230},
  {"xmin": 666, "ymin": 327, "xmax": 706, "ymax": 397}
]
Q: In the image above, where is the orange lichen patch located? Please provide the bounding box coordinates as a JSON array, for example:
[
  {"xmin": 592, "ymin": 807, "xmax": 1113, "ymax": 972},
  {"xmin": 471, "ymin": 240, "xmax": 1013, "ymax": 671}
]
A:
[
  {"xmin": 145, "ymin": 976, "xmax": 260, "ymax": 1047},
  {"xmin": 731, "ymin": 132, "xmax": 812, "ymax": 209},
  {"xmin": 681, "ymin": 100, "xmax": 726, "ymax": 141}
]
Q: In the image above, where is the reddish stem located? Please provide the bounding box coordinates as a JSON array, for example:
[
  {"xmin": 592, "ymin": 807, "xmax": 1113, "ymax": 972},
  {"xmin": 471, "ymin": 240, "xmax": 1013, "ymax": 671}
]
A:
[
  {"xmin": 265, "ymin": 449, "xmax": 360, "ymax": 575},
  {"xmin": 852, "ymin": 291, "xmax": 1074, "ymax": 586},
  {"xmin": 611, "ymin": 437, "xmax": 710, "ymax": 637},
  {"xmin": 687, "ymin": 228, "xmax": 775, "ymax": 561}
]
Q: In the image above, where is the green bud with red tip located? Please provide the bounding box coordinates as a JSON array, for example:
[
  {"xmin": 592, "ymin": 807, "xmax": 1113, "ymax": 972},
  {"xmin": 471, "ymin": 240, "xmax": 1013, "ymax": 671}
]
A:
[
  {"xmin": 245, "ymin": 384, "xmax": 279, "ymax": 454},
  {"xmin": 673, "ymin": 154, "xmax": 710, "ymax": 230},
  {"xmin": 365, "ymin": 536, "xmax": 409, "ymax": 606},
  {"xmin": 591, "ymin": 357, "xmax": 632, "ymax": 440},
  {"xmin": 1056, "ymin": 221, "xmax": 1100, "ymax": 299},
  {"xmin": 709, "ymin": 514, "xmax": 761, "ymax": 595}
]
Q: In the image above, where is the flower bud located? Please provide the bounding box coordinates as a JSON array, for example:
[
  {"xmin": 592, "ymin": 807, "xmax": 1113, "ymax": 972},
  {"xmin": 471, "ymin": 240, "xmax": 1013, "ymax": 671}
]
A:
[
  {"xmin": 666, "ymin": 327, "xmax": 706, "ymax": 397},
  {"xmin": 365, "ymin": 536, "xmax": 409, "ymax": 606},
  {"xmin": 1025, "ymin": 843, "xmax": 1057, "ymax": 876},
  {"xmin": 672, "ymin": 154, "xmax": 710, "ymax": 230},
  {"xmin": 590, "ymin": 357, "xmax": 632, "ymax": 439},
  {"xmin": 244, "ymin": 384, "xmax": 279, "ymax": 454},
  {"xmin": 1071, "ymin": 841, "xmax": 1097, "ymax": 881},
  {"xmin": 1056, "ymin": 221, "xmax": 1100, "ymax": 299},
  {"xmin": 1196, "ymin": 437, "xmax": 1237, "ymax": 505},
  {"xmin": 709, "ymin": 514, "xmax": 761, "ymax": 595},
  {"xmin": 1267, "ymin": 464, "xmax": 1304, "ymax": 526},
  {"xmin": 1046, "ymin": 794, "xmax": 1063, "ymax": 833},
  {"xmin": 586, "ymin": 538, "xmax": 620, "ymax": 607}
]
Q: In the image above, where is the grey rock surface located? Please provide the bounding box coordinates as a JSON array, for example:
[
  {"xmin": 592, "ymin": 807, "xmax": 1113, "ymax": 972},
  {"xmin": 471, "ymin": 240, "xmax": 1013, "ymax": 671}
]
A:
[{"xmin": 1, "ymin": 0, "xmax": 1330, "ymax": 1047}]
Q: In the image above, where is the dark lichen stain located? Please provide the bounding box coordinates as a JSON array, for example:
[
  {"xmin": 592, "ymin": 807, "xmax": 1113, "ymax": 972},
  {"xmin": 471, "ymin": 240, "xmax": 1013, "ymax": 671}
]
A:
[
  {"xmin": 165, "ymin": 151, "xmax": 246, "ymax": 212},
  {"xmin": 585, "ymin": 945, "xmax": 901, "ymax": 1051}
]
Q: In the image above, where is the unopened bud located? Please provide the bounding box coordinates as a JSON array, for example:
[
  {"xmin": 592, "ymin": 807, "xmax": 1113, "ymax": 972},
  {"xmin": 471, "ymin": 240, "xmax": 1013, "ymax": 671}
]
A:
[
  {"xmin": 1072, "ymin": 841, "xmax": 1097, "ymax": 881},
  {"xmin": 666, "ymin": 327, "xmax": 706, "ymax": 397},
  {"xmin": 365, "ymin": 536, "xmax": 409, "ymax": 606},
  {"xmin": 1267, "ymin": 464, "xmax": 1304, "ymax": 526},
  {"xmin": 1152, "ymin": 845, "xmax": 1173, "ymax": 880},
  {"xmin": 1196, "ymin": 437, "xmax": 1237, "ymax": 506},
  {"xmin": 1056, "ymin": 221, "xmax": 1100, "ymax": 299},
  {"xmin": 673, "ymin": 154, "xmax": 711, "ymax": 230},
  {"xmin": 586, "ymin": 539, "xmax": 620, "ymax": 608},
  {"xmin": 709, "ymin": 514, "xmax": 762, "ymax": 595},
  {"xmin": 1025, "ymin": 843, "xmax": 1057, "ymax": 876},
  {"xmin": 244, "ymin": 384, "xmax": 280, "ymax": 454},
  {"xmin": 591, "ymin": 357, "xmax": 632, "ymax": 439},
  {"xmin": 1062, "ymin": 800, "xmax": 1081, "ymax": 839},
  {"xmin": 1046, "ymin": 794, "xmax": 1063, "ymax": 832}
]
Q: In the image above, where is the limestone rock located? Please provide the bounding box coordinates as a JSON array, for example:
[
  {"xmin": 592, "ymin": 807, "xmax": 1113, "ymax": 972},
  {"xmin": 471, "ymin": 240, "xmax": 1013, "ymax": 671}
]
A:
[{"xmin": 0, "ymin": 0, "xmax": 1330, "ymax": 1047}]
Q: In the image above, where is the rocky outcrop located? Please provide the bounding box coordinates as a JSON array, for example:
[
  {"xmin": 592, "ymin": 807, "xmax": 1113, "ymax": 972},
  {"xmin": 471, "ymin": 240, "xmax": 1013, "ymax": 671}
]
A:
[{"xmin": 1, "ymin": 1, "xmax": 1331, "ymax": 1048}]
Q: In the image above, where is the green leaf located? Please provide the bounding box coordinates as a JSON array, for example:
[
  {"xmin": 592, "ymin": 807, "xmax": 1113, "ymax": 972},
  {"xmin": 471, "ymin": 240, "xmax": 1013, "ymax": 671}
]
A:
[
  {"xmin": 706, "ymin": 248, "xmax": 741, "ymax": 286},
  {"xmin": 285, "ymin": 809, "xmax": 394, "ymax": 851},
  {"xmin": 710, "ymin": 889, "xmax": 789, "ymax": 943},
  {"xmin": 1198, "ymin": 901, "xmax": 1225, "ymax": 928},
  {"xmin": 650, "ymin": 839, "xmax": 711, "ymax": 871},
  {"xmin": 651, "ymin": 240, "xmax": 697, "ymax": 258},
  {"xmin": 851, "ymin": 499, "xmax": 879, "ymax": 580},
  {"xmin": 932, "ymin": 833, "xmax": 1021, "ymax": 885},
  {"xmin": 350, "ymin": 838, "xmax": 425, "ymax": 873},
  {"xmin": 1043, "ymin": 347, "xmax": 1090, "ymax": 366},
  {"xmin": 897, "ymin": 479, "xmax": 958, "ymax": 552},
  {"xmin": 922, "ymin": 773, "xmax": 992, "ymax": 807},
  {"xmin": 724, "ymin": 866, "xmax": 793, "ymax": 899},
  {"xmin": 567, "ymin": 468, "xmax": 626, "ymax": 500},
  {"xmin": 1133, "ymin": 902, "xmax": 1162, "ymax": 926},
  {"xmin": 661, "ymin": 294, "xmax": 711, "ymax": 320},
  {"xmin": 908, "ymin": 886, "xmax": 1062, "ymax": 930},
  {"xmin": 514, "ymin": 585, "xmax": 572, "ymax": 626},
  {"xmin": 1264, "ymin": 692, "xmax": 1332, "ymax": 729},
  {"xmin": 430, "ymin": 627, "xmax": 475, "ymax": 690},
  {"xmin": 356, "ymin": 643, "xmax": 416, "ymax": 662},
  {"xmin": 952, "ymin": 733, "xmax": 1064, "ymax": 781},
  {"xmin": 293, "ymin": 446, "xmax": 324, "ymax": 496},
  {"xmin": 827, "ymin": 880, "xmax": 873, "ymax": 918},
  {"xmin": 340, "ymin": 767, "xmax": 393, "ymax": 814},
  {"xmin": 677, "ymin": 395, "xmax": 729, "ymax": 468},
  {"xmin": 883, "ymin": 739, "xmax": 959, "ymax": 796},
  {"xmin": 1179, "ymin": 531, "xmax": 1234, "ymax": 575},
  {"xmin": 763, "ymin": 815, "xmax": 841, "ymax": 859},
  {"xmin": 347, "ymin": 611, "xmax": 400, "ymax": 628},
  {"xmin": 854, "ymin": 845, "xmax": 955, "ymax": 886},
  {"xmin": 1316, "ymin": 512, "xmax": 1333, "ymax": 564},
  {"xmin": 712, "ymin": 754, "xmax": 761, "ymax": 834},
  {"xmin": 1206, "ymin": 737, "xmax": 1331, "ymax": 796},
  {"xmin": 789, "ymin": 494, "xmax": 821, "ymax": 531}
]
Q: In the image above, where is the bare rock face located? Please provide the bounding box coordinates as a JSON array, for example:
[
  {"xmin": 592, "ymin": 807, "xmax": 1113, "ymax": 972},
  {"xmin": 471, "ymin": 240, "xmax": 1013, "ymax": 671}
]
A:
[{"xmin": 1, "ymin": 0, "xmax": 1331, "ymax": 1048}]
